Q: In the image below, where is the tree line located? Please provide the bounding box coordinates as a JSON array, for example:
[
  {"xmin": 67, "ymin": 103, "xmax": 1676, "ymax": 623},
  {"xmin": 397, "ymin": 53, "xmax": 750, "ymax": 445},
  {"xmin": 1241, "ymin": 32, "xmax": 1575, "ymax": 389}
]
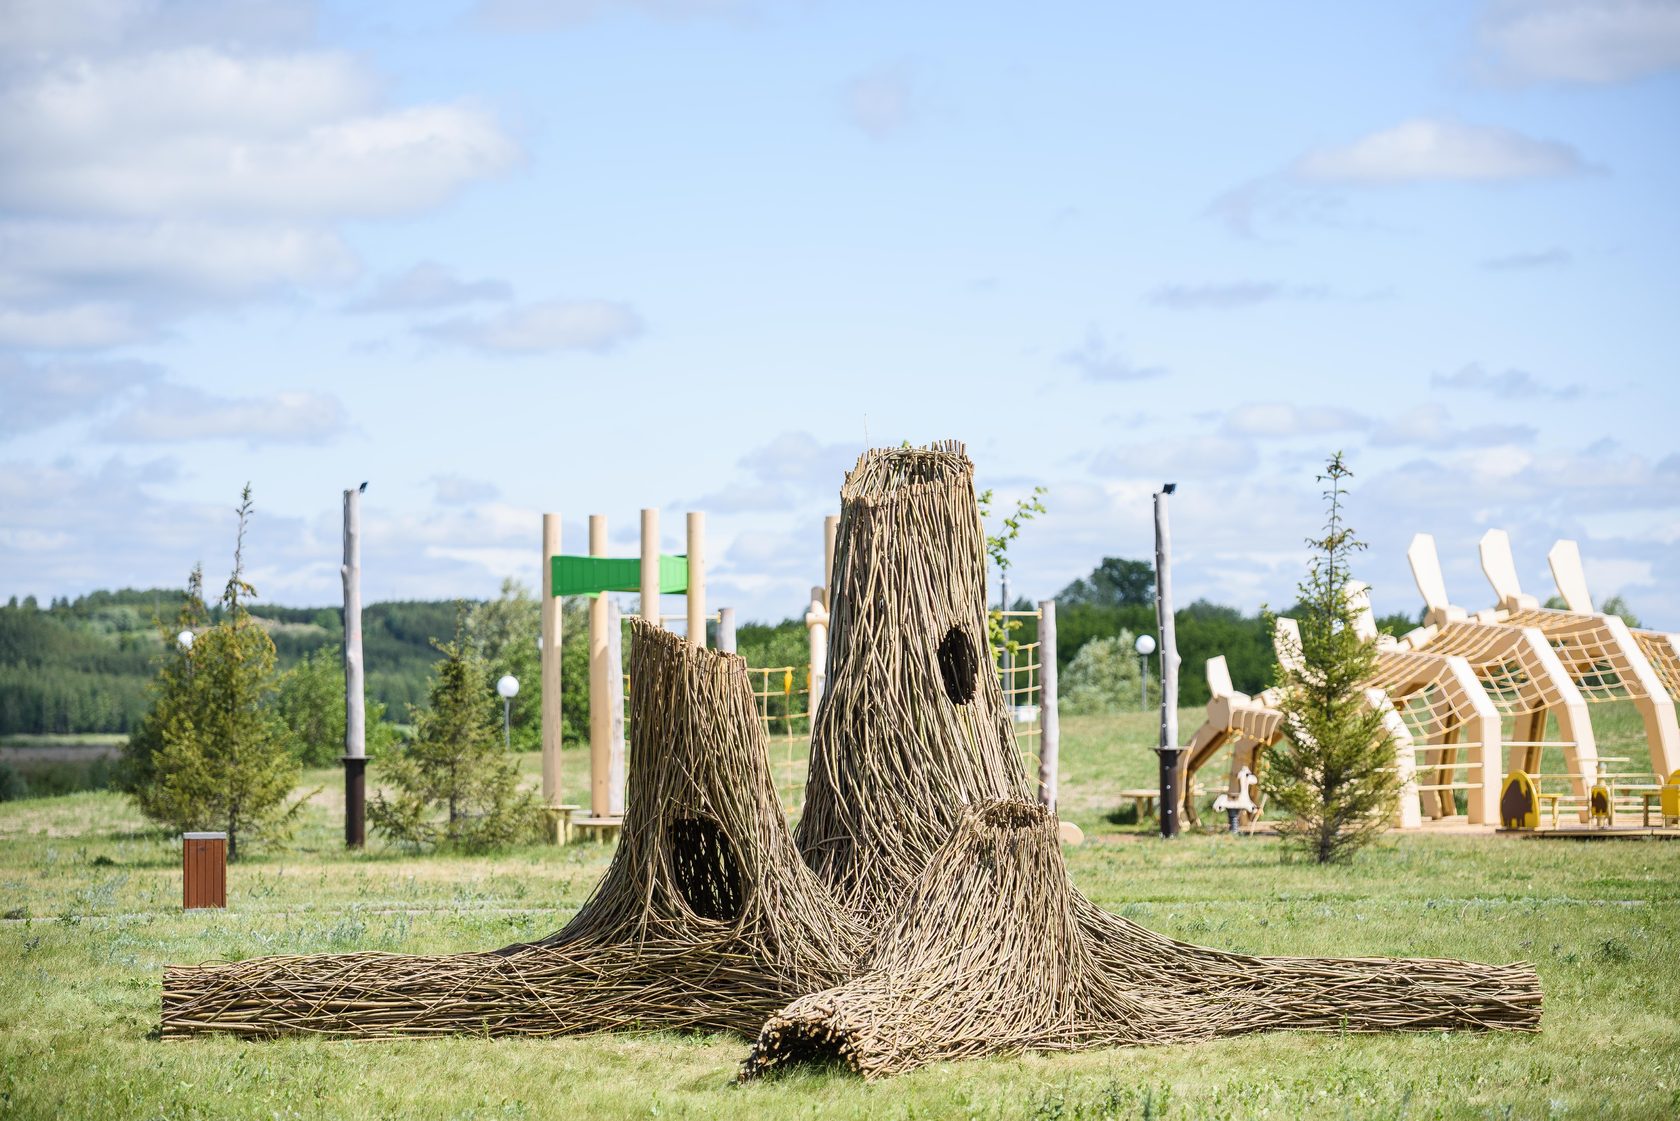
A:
[{"xmin": 1, "ymin": 560, "xmax": 1432, "ymax": 738}]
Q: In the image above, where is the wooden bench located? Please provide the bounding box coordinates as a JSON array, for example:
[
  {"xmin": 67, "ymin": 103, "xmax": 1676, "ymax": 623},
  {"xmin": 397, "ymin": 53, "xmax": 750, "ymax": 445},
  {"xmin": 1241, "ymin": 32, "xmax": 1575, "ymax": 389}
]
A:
[
  {"xmin": 1118, "ymin": 785, "xmax": 1206, "ymax": 821},
  {"xmin": 571, "ymin": 815, "xmax": 624, "ymax": 843}
]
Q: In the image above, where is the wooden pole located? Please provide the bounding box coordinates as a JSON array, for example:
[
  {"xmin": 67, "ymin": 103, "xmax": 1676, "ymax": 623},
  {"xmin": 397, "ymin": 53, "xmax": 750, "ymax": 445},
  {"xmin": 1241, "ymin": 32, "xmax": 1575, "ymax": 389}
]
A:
[
  {"xmin": 341, "ymin": 486, "xmax": 365, "ymax": 848},
  {"xmin": 605, "ymin": 597, "xmax": 625, "ymax": 816},
  {"xmin": 823, "ymin": 514, "xmax": 839, "ymax": 609},
  {"xmin": 687, "ymin": 511, "xmax": 706, "ymax": 647},
  {"xmin": 1037, "ymin": 599, "xmax": 1059, "ymax": 812},
  {"xmin": 541, "ymin": 513, "xmax": 562, "ymax": 810},
  {"xmin": 640, "ymin": 508, "xmax": 659, "ymax": 628},
  {"xmin": 589, "ymin": 514, "xmax": 612, "ymax": 819},
  {"xmin": 717, "ymin": 606, "xmax": 737, "ymax": 653},
  {"xmin": 1154, "ymin": 488, "xmax": 1182, "ymax": 838},
  {"xmin": 806, "ymin": 585, "xmax": 829, "ymax": 707}
]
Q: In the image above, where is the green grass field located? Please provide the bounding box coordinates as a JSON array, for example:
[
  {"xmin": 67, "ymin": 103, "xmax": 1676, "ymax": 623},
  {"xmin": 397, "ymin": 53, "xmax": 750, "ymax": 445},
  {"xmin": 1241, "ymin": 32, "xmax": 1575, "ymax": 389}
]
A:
[{"xmin": 3, "ymin": 708, "xmax": 1678, "ymax": 1120}]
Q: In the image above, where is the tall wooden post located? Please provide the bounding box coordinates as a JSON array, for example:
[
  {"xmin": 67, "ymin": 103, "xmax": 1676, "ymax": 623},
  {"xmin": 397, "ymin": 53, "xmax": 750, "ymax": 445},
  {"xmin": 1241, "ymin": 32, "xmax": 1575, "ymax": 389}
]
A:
[
  {"xmin": 341, "ymin": 485, "xmax": 366, "ymax": 849},
  {"xmin": 1154, "ymin": 487, "xmax": 1182, "ymax": 838},
  {"xmin": 605, "ymin": 597, "xmax": 625, "ymax": 815},
  {"xmin": 717, "ymin": 606, "xmax": 737, "ymax": 653},
  {"xmin": 686, "ymin": 511, "xmax": 706, "ymax": 647},
  {"xmin": 640, "ymin": 508, "xmax": 659, "ymax": 628},
  {"xmin": 823, "ymin": 514, "xmax": 839, "ymax": 609},
  {"xmin": 1037, "ymin": 599, "xmax": 1059, "ymax": 812},
  {"xmin": 541, "ymin": 513, "xmax": 563, "ymax": 811},
  {"xmin": 806, "ymin": 586, "xmax": 829, "ymax": 707},
  {"xmin": 589, "ymin": 514, "xmax": 613, "ymax": 818}
]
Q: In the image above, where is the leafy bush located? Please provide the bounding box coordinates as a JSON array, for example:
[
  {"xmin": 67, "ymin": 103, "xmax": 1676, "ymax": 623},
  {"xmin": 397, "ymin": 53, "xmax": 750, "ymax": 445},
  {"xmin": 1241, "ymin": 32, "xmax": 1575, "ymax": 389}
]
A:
[
  {"xmin": 1059, "ymin": 632, "xmax": 1146, "ymax": 715},
  {"xmin": 275, "ymin": 645, "xmax": 396, "ymax": 767}
]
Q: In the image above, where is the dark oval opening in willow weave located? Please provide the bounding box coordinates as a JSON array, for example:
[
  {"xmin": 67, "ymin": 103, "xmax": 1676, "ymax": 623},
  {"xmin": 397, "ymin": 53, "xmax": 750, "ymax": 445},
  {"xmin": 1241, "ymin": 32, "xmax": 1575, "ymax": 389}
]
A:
[
  {"xmin": 937, "ymin": 626, "xmax": 978, "ymax": 706},
  {"xmin": 666, "ymin": 816, "xmax": 745, "ymax": 922}
]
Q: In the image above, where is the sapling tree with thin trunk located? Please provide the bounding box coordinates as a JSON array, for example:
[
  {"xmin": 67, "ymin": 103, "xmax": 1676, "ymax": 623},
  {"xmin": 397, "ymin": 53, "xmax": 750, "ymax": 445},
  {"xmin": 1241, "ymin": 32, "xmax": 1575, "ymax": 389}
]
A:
[
  {"xmin": 369, "ymin": 611, "xmax": 536, "ymax": 850},
  {"xmin": 1263, "ymin": 453, "xmax": 1399, "ymax": 864},
  {"xmin": 977, "ymin": 485, "xmax": 1047, "ymax": 659},
  {"xmin": 126, "ymin": 488, "xmax": 303, "ymax": 860}
]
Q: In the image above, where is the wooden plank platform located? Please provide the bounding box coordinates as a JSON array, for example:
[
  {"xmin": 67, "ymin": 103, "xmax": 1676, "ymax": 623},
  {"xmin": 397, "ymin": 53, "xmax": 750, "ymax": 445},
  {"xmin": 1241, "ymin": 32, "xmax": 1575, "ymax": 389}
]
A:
[
  {"xmin": 570, "ymin": 815, "xmax": 623, "ymax": 843},
  {"xmin": 1502, "ymin": 826, "xmax": 1680, "ymax": 841}
]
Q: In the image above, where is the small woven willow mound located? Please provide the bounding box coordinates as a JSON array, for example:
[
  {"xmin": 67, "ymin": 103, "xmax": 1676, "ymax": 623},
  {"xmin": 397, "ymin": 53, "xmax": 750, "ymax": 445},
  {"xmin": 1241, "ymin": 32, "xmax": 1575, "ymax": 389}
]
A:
[
  {"xmin": 161, "ymin": 621, "xmax": 863, "ymax": 1040},
  {"xmin": 745, "ymin": 801, "xmax": 1541, "ymax": 1080},
  {"xmin": 798, "ymin": 442, "xmax": 1031, "ymax": 920},
  {"xmin": 746, "ymin": 801, "xmax": 1235, "ymax": 1079}
]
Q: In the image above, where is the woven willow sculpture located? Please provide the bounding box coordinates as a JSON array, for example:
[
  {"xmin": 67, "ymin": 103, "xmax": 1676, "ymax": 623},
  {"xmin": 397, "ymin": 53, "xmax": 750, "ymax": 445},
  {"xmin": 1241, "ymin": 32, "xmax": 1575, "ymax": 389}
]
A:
[
  {"xmin": 798, "ymin": 441, "xmax": 1033, "ymax": 919},
  {"xmin": 161, "ymin": 622, "xmax": 861, "ymax": 1039},
  {"xmin": 751, "ymin": 443, "xmax": 1540, "ymax": 1078}
]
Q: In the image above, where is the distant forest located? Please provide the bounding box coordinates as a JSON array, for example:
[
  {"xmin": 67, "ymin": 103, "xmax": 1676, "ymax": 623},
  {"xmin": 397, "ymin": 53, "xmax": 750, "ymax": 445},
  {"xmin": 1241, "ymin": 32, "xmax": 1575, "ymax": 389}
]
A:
[
  {"xmin": 0, "ymin": 559, "xmax": 1421, "ymax": 737},
  {"xmin": 0, "ymin": 589, "xmax": 456, "ymax": 736}
]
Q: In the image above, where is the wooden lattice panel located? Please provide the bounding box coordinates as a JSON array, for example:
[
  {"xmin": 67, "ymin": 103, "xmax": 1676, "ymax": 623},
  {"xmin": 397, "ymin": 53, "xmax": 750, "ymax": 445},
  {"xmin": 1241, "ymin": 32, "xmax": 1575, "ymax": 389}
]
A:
[
  {"xmin": 1369, "ymin": 650, "xmax": 1477, "ymax": 744},
  {"xmin": 1415, "ymin": 622, "xmax": 1567, "ymax": 716},
  {"xmin": 1501, "ymin": 608, "xmax": 1642, "ymax": 701},
  {"xmin": 1633, "ymin": 630, "xmax": 1680, "ymax": 699}
]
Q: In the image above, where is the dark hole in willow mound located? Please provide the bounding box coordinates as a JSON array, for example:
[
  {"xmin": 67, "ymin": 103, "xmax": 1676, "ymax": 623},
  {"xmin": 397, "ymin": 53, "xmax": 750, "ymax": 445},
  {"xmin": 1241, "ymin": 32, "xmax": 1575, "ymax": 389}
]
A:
[
  {"xmin": 668, "ymin": 815, "xmax": 745, "ymax": 922},
  {"xmin": 937, "ymin": 626, "xmax": 978, "ymax": 705}
]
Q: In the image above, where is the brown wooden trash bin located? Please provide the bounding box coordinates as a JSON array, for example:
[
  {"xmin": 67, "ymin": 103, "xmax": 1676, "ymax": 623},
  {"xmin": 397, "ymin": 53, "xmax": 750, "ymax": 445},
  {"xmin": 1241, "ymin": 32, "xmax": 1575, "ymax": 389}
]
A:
[{"xmin": 182, "ymin": 832, "xmax": 227, "ymax": 910}]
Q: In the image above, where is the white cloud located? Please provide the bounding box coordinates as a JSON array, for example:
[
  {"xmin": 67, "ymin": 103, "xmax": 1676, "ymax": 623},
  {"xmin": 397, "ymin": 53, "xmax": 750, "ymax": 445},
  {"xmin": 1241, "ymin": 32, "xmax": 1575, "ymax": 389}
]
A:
[
  {"xmin": 1060, "ymin": 330, "xmax": 1166, "ymax": 383},
  {"xmin": 1089, "ymin": 435, "xmax": 1259, "ymax": 479},
  {"xmin": 1431, "ymin": 362, "xmax": 1581, "ymax": 399},
  {"xmin": 1369, "ymin": 403, "xmax": 1536, "ymax": 449},
  {"xmin": 845, "ymin": 64, "xmax": 914, "ymax": 139},
  {"xmin": 739, "ymin": 432, "xmax": 858, "ymax": 489},
  {"xmin": 1, "ymin": 218, "xmax": 357, "ymax": 303},
  {"xmin": 418, "ymin": 299, "xmax": 643, "ymax": 354},
  {"xmin": 0, "ymin": 355, "xmax": 160, "ymax": 435},
  {"xmin": 98, "ymin": 383, "xmax": 349, "ymax": 445},
  {"xmin": 1221, "ymin": 403, "xmax": 1371, "ymax": 439},
  {"xmin": 347, "ymin": 262, "xmax": 512, "ymax": 313},
  {"xmin": 0, "ymin": 25, "xmax": 519, "ymax": 353},
  {"xmin": 686, "ymin": 431, "xmax": 858, "ymax": 514},
  {"xmin": 1483, "ymin": 0, "xmax": 1680, "ymax": 84},
  {"xmin": 0, "ymin": 301, "xmax": 146, "ymax": 349},
  {"xmin": 0, "ymin": 1, "xmax": 315, "ymax": 60},
  {"xmin": 1294, "ymin": 118, "xmax": 1589, "ymax": 183},
  {"xmin": 0, "ymin": 50, "xmax": 516, "ymax": 219}
]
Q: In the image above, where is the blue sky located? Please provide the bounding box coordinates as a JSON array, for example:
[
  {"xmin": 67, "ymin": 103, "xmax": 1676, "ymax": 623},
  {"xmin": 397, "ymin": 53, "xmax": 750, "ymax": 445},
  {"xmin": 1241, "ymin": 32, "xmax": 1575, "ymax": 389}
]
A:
[{"xmin": 2, "ymin": 0, "xmax": 1677, "ymax": 627}]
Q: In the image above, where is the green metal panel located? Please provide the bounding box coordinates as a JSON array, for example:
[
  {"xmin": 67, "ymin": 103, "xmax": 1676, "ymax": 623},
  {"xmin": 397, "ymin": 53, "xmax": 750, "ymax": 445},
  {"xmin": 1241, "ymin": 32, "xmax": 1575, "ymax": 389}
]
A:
[
  {"xmin": 658, "ymin": 554, "xmax": 688, "ymax": 594},
  {"xmin": 550, "ymin": 554, "xmax": 688, "ymax": 597}
]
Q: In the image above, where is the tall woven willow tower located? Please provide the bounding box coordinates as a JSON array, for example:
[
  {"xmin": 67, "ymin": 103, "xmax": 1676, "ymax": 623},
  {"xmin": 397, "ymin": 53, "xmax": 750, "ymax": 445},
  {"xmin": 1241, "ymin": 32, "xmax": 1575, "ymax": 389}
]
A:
[
  {"xmin": 161, "ymin": 622, "xmax": 861, "ymax": 1039},
  {"xmin": 797, "ymin": 442, "xmax": 1031, "ymax": 915}
]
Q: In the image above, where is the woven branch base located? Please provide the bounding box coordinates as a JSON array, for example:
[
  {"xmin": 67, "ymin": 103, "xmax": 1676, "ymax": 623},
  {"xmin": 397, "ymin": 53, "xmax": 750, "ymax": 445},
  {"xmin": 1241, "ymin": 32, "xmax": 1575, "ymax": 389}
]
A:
[
  {"xmin": 745, "ymin": 800, "xmax": 1541, "ymax": 1080},
  {"xmin": 161, "ymin": 622, "xmax": 862, "ymax": 1040}
]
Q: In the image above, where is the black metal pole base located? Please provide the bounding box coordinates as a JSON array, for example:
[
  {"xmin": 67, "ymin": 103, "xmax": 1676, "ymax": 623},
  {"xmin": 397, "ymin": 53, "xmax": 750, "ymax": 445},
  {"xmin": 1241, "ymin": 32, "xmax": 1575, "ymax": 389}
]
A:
[
  {"xmin": 1156, "ymin": 746, "xmax": 1183, "ymax": 839},
  {"xmin": 342, "ymin": 755, "xmax": 367, "ymax": 848}
]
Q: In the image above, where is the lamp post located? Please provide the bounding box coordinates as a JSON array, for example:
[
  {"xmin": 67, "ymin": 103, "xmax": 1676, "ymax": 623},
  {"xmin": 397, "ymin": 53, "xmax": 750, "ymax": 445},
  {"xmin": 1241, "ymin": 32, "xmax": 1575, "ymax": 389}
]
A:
[
  {"xmin": 1154, "ymin": 482, "xmax": 1182, "ymax": 839},
  {"xmin": 1134, "ymin": 633, "xmax": 1155, "ymax": 710},
  {"xmin": 177, "ymin": 630, "xmax": 194, "ymax": 649},
  {"xmin": 496, "ymin": 674, "xmax": 519, "ymax": 751}
]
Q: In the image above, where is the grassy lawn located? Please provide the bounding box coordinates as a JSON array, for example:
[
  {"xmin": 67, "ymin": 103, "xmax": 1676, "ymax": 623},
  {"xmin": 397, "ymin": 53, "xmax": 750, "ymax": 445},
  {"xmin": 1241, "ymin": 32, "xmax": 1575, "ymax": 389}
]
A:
[{"xmin": 3, "ymin": 710, "xmax": 1678, "ymax": 1120}]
